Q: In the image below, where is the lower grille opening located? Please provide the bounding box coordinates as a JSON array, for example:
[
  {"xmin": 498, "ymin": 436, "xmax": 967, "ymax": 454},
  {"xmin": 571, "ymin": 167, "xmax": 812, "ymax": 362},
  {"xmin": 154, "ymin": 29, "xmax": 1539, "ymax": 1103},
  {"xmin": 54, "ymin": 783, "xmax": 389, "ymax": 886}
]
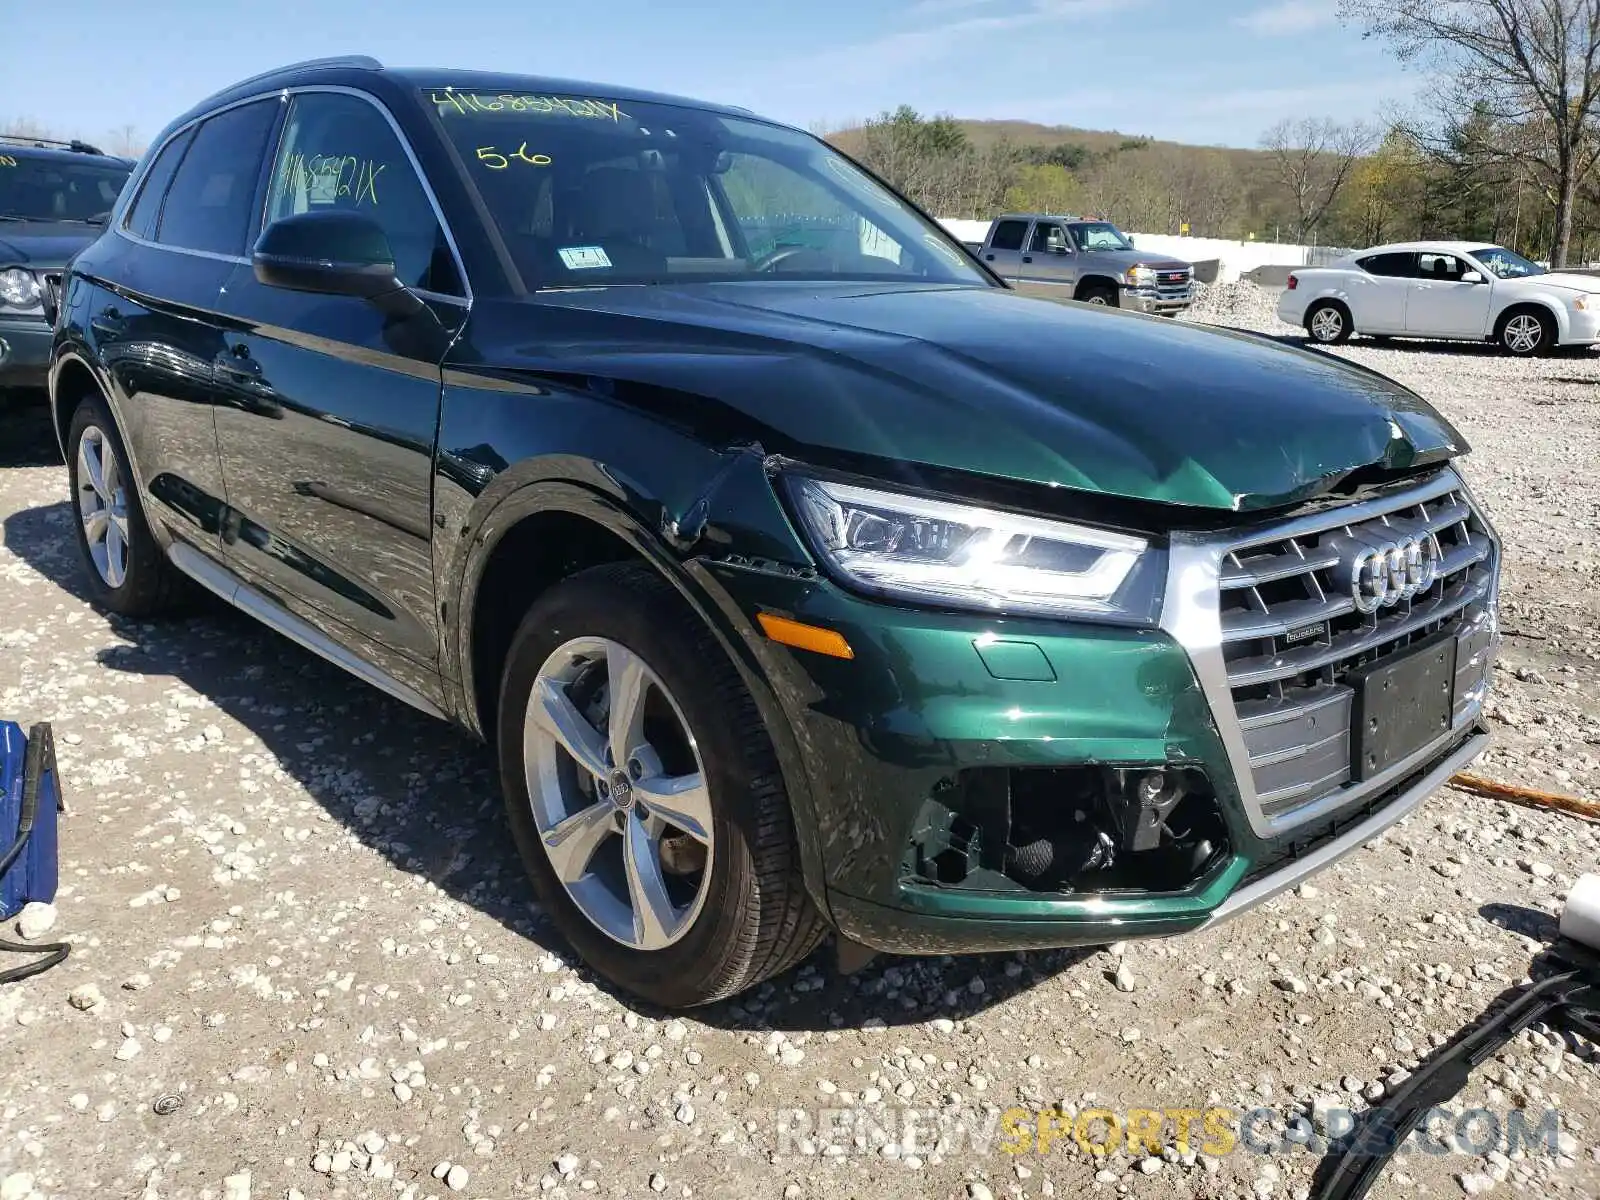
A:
[{"xmin": 904, "ymin": 765, "xmax": 1230, "ymax": 896}]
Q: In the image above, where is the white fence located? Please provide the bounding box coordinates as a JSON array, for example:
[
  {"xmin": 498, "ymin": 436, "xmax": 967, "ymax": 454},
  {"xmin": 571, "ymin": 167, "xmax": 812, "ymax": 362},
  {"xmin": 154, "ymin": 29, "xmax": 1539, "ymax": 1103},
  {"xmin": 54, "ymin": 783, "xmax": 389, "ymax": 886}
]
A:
[{"xmin": 935, "ymin": 218, "xmax": 1325, "ymax": 282}]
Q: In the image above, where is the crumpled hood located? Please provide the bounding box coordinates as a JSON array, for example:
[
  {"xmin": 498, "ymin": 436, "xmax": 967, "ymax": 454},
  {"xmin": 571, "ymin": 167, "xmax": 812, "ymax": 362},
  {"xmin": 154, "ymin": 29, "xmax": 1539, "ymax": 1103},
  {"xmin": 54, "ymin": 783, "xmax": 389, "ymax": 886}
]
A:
[
  {"xmin": 493, "ymin": 281, "xmax": 1466, "ymax": 513},
  {"xmin": 0, "ymin": 224, "xmax": 98, "ymax": 269}
]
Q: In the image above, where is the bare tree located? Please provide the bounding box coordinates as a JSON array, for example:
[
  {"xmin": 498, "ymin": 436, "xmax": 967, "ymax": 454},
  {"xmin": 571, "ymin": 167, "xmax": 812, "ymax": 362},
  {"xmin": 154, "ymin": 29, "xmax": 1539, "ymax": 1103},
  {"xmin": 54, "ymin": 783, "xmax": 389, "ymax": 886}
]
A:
[
  {"xmin": 108, "ymin": 124, "xmax": 144, "ymax": 158},
  {"xmin": 1261, "ymin": 118, "xmax": 1379, "ymax": 241},
  {"xmin": 1340, "ymin": 0, "xmax": 1600, "ymax": 265}
]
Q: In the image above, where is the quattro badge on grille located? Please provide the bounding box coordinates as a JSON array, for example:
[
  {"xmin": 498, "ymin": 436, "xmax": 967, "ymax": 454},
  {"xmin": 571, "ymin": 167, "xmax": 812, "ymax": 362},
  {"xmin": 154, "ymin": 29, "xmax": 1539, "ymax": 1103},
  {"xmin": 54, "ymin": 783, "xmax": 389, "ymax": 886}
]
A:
[{"xmin": 1343, "ymin": 530, "xmax": 1443, "ymax": 613}]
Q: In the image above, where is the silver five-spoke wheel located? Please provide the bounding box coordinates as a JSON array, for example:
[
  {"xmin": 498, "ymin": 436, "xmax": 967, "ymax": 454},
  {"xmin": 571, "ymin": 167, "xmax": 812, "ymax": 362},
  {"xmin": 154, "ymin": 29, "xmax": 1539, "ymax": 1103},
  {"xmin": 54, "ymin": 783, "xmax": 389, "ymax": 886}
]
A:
[
  {"xmin": 1503, "ymin": 313, "xmax": 1543, "ymax": 355},
  {"xmin": 76, "ymin": 425, "xmax": 131, "ymax": 589},
  {"xmin": 1310, "ymin": 305, "xmax": 1344, "ymax": 342},
  {"xmin": 523, "ymin": 636, "xmax": 713, "ymax": 951}
]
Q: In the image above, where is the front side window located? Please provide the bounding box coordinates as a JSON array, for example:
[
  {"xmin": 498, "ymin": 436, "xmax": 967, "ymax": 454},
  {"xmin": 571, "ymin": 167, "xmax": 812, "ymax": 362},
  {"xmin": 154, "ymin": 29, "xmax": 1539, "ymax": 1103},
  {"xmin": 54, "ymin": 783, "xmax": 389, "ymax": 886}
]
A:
[
  {"xmin": 156, "ymin": 100, "xmax": 278, "ymax": 256},
  {"xmin": 0, "ymin": 152, "xmax": 130, "ymax": 224},
  {"xmin": 265, "ymin": 92, "xmax": 461, "ymax": 294},
  {"xmin": 1029, "ymin": 222, "xmax": 1066, "ymax": 252},
  {"xmin": 1068, "ymin": 221, "xmax": 1133, "ymax": 251},
  {"xmin": 1417, "ymin": 252, "xmax": 1468, "ymax": 281},
  {"xmin": 422, "ymin": 87, "xmax": 988, "ymax": 288},
  {"xmin": 1471, "ymin": 245, "xmax": 1545, "ymax": 279}
]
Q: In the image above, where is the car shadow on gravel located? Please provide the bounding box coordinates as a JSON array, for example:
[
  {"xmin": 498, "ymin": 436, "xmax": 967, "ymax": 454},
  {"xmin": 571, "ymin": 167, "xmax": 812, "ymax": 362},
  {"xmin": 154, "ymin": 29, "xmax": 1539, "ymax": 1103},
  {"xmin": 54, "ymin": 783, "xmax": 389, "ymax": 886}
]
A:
[{"xmin": 2, "ymin": 498, "xmax": 1100, "ymax": 1029}]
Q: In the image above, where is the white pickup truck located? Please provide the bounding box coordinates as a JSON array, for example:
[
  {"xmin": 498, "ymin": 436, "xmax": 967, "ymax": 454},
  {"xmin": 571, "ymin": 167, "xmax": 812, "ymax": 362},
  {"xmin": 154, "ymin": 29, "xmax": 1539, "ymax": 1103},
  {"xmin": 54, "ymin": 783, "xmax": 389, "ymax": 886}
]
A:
[{"xmin": 966, "ymin": 213, "xmax": 1195, "ymax": 315}]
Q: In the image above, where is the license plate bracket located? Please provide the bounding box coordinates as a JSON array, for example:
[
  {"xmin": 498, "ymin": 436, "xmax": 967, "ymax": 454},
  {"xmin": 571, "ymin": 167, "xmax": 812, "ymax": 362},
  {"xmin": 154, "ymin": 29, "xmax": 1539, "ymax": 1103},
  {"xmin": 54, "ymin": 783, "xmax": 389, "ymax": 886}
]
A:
[{"xmin": 1349, "ymin": 632, "xmax": 1458, "ymax": 782}]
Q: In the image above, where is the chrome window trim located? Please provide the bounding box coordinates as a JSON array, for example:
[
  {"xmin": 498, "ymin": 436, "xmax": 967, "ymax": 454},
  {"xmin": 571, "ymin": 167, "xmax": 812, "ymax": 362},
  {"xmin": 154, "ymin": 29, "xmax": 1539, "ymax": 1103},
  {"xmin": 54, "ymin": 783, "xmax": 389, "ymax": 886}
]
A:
[
  {"xmin": 1159, "ymin": 466, "xmax": 1500, "ymax": 840},
  {"xmin": 113, "ymin": 84, "xmax": 473, "ymax": 303}
]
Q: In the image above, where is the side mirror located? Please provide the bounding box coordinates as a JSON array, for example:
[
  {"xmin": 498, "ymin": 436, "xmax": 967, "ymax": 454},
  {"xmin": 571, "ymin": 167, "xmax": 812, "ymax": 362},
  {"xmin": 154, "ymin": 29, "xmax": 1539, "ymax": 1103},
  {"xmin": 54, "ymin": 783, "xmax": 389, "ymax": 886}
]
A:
[
  {"xmin": 253, "ymin": 211, "xmax": 405, "ymax": 302},
  {"xmin": 1461, "ymin": 269, "xmax": 1485, "ymax": 284}
]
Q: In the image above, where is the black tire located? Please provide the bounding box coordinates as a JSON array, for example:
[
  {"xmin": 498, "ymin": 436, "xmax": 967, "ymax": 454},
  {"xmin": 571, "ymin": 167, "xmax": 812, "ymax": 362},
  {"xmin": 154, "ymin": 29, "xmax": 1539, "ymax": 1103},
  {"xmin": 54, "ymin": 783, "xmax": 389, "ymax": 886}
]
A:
[
  {"xmin": 496, "ymin": 562, "xmax": 827, "ymax": 1008},
  {"xmin": 65, "ymin": 393, "xmax": 190, "ymax": 617},
  {"xmin": 1305, "ymin": 301, "xmax": 1352, "ymax": 344},
  {"xmin": 1496, "ymin": 307, "xmax": 1554, "ymax": 357},
  {"xmin": 1079, "ymin": 282, "xmax": 1119, "ymax": 308}
]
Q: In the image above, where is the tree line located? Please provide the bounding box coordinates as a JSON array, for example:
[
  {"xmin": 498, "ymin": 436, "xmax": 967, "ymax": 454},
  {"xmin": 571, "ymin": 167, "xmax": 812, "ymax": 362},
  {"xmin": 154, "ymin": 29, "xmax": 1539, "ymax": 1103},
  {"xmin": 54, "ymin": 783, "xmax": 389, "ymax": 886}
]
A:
[{"xmin": 831, "ymin": 0, "xmax": 1600, "ymax": 266}]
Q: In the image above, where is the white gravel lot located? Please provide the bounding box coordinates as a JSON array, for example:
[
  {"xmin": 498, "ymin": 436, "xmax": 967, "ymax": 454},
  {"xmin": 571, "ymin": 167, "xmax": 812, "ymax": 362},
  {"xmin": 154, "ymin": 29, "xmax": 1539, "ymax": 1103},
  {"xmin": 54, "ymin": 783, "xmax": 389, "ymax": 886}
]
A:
[{"xmin": 1, "ymin": 284, "xmax": 1598, "ymax": 1200}]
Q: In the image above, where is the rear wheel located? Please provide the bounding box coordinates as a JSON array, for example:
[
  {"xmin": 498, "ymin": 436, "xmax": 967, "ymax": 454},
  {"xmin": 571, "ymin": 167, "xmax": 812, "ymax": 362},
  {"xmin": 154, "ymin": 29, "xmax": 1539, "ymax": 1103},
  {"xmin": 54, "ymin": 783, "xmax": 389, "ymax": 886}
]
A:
[
  {"xmin": 1306, "ymin": 301, "xmax": 1351, "ymax": 345},
  {"xmin": 496, "ymin": 563, "xmax": 826, "ymax": 1007},
  {"xmin": 66, "ymin": 394, "xmax": 190, "ymax": 616},
  {"xmin": 1497, "ymin": 308, "xmax": 1553, "ymax": 357}
]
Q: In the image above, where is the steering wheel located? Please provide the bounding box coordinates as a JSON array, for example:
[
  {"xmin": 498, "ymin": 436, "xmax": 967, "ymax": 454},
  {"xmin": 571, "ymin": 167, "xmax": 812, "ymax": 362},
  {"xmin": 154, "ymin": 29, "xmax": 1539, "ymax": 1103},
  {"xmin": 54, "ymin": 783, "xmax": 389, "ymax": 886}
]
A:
[{"xmin": 753, "ymin": 244, "xmax": 819, "ymax": 273}]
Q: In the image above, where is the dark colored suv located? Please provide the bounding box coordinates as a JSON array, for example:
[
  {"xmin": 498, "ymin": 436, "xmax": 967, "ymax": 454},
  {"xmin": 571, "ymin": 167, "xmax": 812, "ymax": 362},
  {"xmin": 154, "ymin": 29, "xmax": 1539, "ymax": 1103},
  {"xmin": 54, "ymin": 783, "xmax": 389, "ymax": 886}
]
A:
[
  {"xmin": 50, "ymin": 57, "xmax": 1501, "ymax": 1008},
  {"xmin": 0, "ymin": 137, "xmax": 134, "ymax": 394}
]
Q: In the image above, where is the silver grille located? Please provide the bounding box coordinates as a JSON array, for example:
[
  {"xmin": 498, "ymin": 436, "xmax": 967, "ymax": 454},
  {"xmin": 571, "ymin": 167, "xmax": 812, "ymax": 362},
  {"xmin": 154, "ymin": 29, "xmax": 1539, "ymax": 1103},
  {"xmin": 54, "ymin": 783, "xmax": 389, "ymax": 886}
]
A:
[{"xmin": 1162, "ymin": 468, "xmax": 1499, "ymax": 836}]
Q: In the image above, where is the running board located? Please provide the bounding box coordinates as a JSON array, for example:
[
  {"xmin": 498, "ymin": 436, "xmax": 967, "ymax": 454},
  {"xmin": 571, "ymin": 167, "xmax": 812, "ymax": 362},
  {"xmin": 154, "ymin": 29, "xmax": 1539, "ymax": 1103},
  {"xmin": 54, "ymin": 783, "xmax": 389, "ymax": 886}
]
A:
[{"xmin": 167, "ymin": 542, "xmax": 448, "ymax": 722}]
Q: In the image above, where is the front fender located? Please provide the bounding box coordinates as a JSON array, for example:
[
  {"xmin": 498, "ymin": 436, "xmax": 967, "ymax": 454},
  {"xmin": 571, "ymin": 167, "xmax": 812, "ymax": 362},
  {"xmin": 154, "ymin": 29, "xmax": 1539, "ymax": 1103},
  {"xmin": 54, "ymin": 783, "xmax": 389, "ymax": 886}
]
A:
[
  {"xmin": 1493, "ymin": 292, "xmax": 1572, "ymax": 341},
  {"xmin": 433, "ymin": 376, "xmax": 835, "ymax": 921}
]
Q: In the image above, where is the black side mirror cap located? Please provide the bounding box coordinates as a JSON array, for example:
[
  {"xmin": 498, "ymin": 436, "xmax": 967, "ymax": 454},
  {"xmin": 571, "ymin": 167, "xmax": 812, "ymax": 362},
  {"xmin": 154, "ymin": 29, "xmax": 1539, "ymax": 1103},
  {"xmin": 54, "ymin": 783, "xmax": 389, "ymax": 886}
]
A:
[{"xmin": 252, "ymin": 210, "xmax": 405, "ymax": 303}]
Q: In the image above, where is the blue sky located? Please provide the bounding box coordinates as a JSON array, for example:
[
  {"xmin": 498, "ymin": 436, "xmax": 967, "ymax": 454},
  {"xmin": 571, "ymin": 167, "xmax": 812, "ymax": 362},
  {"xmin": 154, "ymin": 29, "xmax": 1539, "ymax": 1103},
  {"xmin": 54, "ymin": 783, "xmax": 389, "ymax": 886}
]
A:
[{"xmin": 3, "ymin": 0, "xmax": 1419, "ymax": 151}]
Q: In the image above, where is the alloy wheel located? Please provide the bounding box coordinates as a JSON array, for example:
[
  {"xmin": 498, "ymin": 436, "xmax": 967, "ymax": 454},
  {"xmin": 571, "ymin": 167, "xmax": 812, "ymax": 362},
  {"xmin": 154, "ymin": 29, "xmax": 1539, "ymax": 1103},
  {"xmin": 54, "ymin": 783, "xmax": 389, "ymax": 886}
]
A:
[
  {"xmin": 522, "ymin": 636, "xmax": 714, "ymax": 951},
  {"xmin": 1504, "ymin": 314, "xmax": 1543, "ymax": 355},
  {"xmin": 1310, "ymin": 306, "xmax": 1344, "ymax": 342},
  {"xmin": 76, "ymin": 425, "xmax": 130, "ymax": 589}
]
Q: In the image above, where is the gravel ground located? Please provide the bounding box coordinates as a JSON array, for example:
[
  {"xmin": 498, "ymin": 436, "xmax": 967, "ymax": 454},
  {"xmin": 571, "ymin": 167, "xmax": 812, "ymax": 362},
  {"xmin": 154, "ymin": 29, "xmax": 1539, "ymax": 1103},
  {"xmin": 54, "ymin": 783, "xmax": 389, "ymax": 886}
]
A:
[{"xmin": 1, "ymin": 286, "xmax": 1599, "ymax": 1200}]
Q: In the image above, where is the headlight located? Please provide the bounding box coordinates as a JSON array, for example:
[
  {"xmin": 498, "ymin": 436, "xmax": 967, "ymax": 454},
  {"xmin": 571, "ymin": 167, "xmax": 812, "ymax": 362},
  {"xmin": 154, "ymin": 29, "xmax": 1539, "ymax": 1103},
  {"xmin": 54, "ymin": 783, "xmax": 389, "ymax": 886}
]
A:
[
  {"xmin": 0, "ymin": 267, "xmax": 40, "ymax": 308},
  {"xmin": 1125, "ymin": 265, "xmax": 1155, "ymax": 286},
  {"xmin": 788, "ymin": 477, "xmax": 1166, "ymax": 623}
]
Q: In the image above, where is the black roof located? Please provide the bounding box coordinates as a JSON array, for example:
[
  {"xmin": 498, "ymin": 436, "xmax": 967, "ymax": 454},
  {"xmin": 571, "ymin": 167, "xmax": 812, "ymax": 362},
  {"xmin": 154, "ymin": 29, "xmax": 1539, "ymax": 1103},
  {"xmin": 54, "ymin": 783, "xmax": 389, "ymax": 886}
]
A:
[
  {"xmin": 0, "ymin": 134, "xmax": 133, "ymax": 167},
  {"xmin": 188, "ymin": 54, "xmax": 762, "ymax": 126}
]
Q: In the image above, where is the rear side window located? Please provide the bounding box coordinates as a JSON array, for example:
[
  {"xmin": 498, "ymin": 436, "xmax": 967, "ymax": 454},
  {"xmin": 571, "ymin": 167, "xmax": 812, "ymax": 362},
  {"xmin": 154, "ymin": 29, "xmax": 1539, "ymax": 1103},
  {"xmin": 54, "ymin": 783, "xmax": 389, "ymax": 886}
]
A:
[
  {"xmin": 1358, "ymin": 252, "xmax": 1417, "ymax": 278},
  {"xmin": 156, "ymin": 100, "xmax": 278, "ymax": 256},
  {"xmin": 989, "ymin": 220, "xmax": 1027, "ymax": 251},
  {"xmin": 123, "ymin": 126, "xmax": 195, "ymax": 240}
]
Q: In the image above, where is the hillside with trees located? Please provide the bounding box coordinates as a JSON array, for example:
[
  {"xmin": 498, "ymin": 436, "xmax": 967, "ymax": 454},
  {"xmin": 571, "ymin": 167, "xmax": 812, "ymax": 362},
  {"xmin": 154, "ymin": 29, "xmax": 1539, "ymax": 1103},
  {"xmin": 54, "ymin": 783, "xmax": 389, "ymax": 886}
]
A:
[{"xmin": 824, "ymin": 1, "xmax": 1600, "ymax": 267}]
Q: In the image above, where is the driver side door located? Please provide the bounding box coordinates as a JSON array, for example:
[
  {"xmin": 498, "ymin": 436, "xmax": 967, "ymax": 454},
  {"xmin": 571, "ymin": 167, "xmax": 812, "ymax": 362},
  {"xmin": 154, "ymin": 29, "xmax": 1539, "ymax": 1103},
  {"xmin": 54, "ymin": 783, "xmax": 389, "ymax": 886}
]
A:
[
  {"xmin": 1407, "ymin": 252, "xmax": 1494, "ymax": 337},
  {"xmin": 211, "ymin": 88, "xmax": 468, "ymax": 700}
]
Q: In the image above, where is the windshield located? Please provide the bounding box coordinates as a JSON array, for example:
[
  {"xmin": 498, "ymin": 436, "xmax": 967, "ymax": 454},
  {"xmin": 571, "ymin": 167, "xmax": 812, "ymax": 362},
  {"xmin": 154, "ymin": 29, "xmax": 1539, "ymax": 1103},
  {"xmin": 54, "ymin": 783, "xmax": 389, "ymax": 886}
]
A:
[
  {"xmin": 1068, "ymin": 221, "xmax": 1133, "ymax": 252},
  {"xmin": 423, "ymin": 88, "xmax": 989, "ymax": 288},
  {"xmin": 1470, "ymin": 245, "xmax": 1545, "ymax": 279},
  {"xmin": 0, "ymin": 152, "xmax": 130, "ymax": 223}
]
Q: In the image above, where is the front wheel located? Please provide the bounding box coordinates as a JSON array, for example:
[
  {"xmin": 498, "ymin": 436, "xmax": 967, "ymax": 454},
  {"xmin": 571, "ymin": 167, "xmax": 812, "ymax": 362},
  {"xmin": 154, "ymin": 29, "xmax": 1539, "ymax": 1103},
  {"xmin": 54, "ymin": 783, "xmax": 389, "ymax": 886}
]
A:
[
  {"xmin": 1079, "ymin": 283, "xmax": 1119, "ymax": 307},
  {"xmin": 1497, "ymin": 308, "xmax": 1553, "ymax": 357},
  {"xmin": 496, "ymin": 563, "xmax": 826, "ymax": 1008}
]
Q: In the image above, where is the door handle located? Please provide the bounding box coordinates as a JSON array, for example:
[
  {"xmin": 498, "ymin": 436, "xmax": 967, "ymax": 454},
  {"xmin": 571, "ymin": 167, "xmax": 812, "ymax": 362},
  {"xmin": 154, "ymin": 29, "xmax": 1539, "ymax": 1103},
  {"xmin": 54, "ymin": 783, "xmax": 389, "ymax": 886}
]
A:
[
  {"xmin": 1022, "ymin": 255, "xmax": 1033, "ymax": 263},
  {"xmin": 985, "ymin": 254, "xmax": 995, "ymax": 261}
]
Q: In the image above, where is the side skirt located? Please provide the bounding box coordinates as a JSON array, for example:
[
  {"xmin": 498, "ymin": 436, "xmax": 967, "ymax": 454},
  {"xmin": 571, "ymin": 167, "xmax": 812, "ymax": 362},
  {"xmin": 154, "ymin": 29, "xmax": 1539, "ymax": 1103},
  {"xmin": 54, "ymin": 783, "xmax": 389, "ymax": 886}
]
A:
[{"xmin": 167, "ymin": 541, "xmax": 448, "ymax": 723}]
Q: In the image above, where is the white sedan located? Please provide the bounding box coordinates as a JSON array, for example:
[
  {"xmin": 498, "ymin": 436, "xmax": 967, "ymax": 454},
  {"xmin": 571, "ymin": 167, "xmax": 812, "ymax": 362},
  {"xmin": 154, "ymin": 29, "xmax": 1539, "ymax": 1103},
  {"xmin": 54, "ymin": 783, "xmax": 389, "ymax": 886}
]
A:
[{"xmin": 1278, "ymin": 241, "xmax": 1600, "ymax": 356}]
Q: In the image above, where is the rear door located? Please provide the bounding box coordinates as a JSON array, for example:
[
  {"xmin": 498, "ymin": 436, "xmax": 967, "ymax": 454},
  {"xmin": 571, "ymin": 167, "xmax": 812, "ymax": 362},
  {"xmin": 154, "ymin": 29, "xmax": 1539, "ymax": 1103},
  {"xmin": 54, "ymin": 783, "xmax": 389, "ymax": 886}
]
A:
[
  {"xmin": 1407, "ymin": 251, "xmax": 1494, "ymax": 337},
  {"xmin": 979, "ymin": 218, "xmax": 1029, "ymax": 280},
  {"xmin": 212, "ymin": 89, "xmax": 468, "ymax": 696},
  {"xmin": 1349, "ymin": 251, "xmax": 1416, "ymax": 332},
  {"xmin": 90, "ymin": 100, "xmax": 281, "ymax": 553}
]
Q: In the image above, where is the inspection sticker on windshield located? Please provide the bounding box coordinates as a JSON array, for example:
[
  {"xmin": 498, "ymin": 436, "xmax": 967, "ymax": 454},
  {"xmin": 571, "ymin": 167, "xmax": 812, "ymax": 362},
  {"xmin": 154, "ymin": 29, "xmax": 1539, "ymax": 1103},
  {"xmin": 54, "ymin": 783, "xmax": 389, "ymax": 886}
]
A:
[{"xmin": 558, "ymin": 246, "xmax": 612, "ymax": 270}]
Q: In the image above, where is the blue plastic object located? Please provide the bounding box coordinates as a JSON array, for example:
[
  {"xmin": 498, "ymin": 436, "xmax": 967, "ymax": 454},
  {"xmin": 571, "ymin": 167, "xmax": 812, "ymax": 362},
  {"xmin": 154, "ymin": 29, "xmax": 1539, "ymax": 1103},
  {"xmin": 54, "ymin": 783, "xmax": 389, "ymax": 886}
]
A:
[{"xmin": 0, "ymin": 721, "xmax": 61, "ymax": 922}]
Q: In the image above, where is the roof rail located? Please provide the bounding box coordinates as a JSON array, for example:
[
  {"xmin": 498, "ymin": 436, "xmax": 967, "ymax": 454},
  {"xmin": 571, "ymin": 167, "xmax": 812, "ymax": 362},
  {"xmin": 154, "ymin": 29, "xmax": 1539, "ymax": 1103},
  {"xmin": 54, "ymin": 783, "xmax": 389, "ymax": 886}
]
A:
[
  {"xmin": 0, "ymin": 133, "xmax": 107, "ymax": 155},
  {"xmin": 204, "ymin": 54, "xmax": 384, "ymax": 100}
]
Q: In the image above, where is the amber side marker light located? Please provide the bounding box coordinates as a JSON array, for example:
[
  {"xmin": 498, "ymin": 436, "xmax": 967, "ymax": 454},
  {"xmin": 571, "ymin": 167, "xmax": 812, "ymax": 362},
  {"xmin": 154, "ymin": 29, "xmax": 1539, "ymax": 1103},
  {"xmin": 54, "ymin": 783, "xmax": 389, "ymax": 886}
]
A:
[{"xmin": 756, "ymin": 612, "xmax": 855, "ymax": 660}]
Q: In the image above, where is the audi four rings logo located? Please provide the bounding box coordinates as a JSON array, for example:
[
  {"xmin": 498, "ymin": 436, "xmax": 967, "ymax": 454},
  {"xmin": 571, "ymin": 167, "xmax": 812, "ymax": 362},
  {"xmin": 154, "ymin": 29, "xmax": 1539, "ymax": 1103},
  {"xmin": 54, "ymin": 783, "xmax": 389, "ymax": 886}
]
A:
[{"xmin": 1348, "ymin": 532, "xmax": 1443, "ymax": 613}]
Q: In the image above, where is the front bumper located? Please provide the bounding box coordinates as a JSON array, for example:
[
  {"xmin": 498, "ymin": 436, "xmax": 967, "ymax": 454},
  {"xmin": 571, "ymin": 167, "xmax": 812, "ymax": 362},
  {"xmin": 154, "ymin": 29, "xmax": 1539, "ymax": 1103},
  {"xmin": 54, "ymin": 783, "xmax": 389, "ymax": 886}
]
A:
[
  {"xmin": 700, "ymin": 472, "xmax": 1498, "ymax": 956},
  {"xmin": 0, "ymin": 314, "xmax": 52, "ymax": 389},
  {"xmin": 1563, "ymin": 307, "xmax": 1600, "ymax": 345},
  {"xmin": 1121, "ymin": 285, "xmax": 1191, "ymax": 315}
]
